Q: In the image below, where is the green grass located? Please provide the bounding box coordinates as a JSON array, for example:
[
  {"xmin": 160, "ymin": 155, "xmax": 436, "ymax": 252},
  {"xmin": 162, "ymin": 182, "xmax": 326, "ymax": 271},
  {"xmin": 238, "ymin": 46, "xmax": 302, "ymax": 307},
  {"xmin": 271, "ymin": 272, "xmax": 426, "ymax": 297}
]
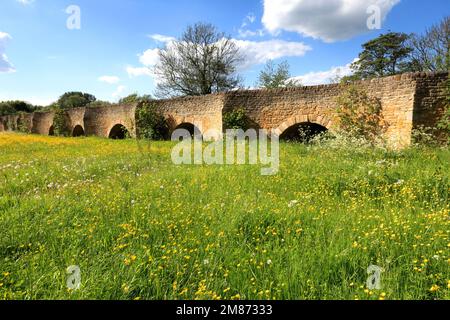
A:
[{"xmin": 0, "ymin": 132, "xmax": 449, "ymax": 300}]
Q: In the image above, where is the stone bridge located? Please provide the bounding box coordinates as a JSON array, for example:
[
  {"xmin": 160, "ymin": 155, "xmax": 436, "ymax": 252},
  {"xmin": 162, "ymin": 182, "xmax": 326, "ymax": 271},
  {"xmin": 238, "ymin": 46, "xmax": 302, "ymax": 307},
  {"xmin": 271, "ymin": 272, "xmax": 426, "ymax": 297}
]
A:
[{"xmin": 0, "ymin": 72, "xmax": 448, "ymax": 147}]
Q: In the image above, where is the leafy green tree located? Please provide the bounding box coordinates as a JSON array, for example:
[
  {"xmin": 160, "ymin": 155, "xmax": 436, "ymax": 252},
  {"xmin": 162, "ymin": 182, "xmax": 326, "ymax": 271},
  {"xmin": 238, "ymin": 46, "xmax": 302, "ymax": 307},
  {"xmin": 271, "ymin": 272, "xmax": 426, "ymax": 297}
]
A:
[
  {"xmin": 337, "ymin": 86, "xmax": 388, "ymax": 143},
  {"xmin": 351, "ymin": 32, "xmax": 413, "ymax": 79},
  {"xmin": 256, "ymin": 60, "xmax": 299, "ymax": 89},
  {"xmin": 135, "ymin": 101, "xmax": 168, "ymax": 140},
  {"xmin": 0, "ymin": 103, "xmax": 16, "ymax": 116},
  {"xmin": 52, "ymin": 108, "xmax": 69, "ymax": 136},
  {"xmin": 87, "ymin": 101, "xmax": 113, "ymax": 108},
  {"xmin": 57, "ymin": 92, "xmax": 96, "ymax": 109},
  {"xmin": 223, "ymin": 108, "xmax": 248, "ymax": 130},
  {"xmin": 0, "ymin": 101, "xmax": 35, "ymax": 116},
  {"xmin": 119, "ymin": 94, "xmax": 152, "ymax": 105},
  {"xmin": 339, "ymin": 74, "xmax": 363, "ymax": 84}
]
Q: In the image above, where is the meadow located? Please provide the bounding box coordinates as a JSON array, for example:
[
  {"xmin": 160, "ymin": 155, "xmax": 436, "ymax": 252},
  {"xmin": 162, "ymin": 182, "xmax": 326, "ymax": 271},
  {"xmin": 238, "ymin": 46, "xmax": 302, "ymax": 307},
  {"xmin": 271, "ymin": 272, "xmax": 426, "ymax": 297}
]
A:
[{"xmin": 0, "ymin": 132, "xmax": 448, "ymax": 300}]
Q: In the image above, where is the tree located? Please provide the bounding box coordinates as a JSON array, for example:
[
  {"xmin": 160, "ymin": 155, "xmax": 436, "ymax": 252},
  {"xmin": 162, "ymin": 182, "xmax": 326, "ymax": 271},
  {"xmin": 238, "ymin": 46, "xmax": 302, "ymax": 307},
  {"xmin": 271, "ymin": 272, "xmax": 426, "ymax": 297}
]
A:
[
  {"xmin": 135, "ymin": 101, "xmax": 169, "ymax": 140},
  {"xmin": 87, "ymin": 101, "xmax": 113, "ymax": 108},
  {"xmin": 223, "ymin": 108, "xmax": 248, "ymax": 130},
  {"xmin": 52, "ymin": 108, "xmax": 69, "ymax": 136},
  {"xmin": 351, "ymin": 32, "xmax": 413, "ymax": 79},
  {"xmin": 0, "ymin": 103, "xmax": 15, "ymax": 116},
  {"xmin": 337, "ymin": 86, "xmax": 388, "ymax": 143},
  {"xmin": 408, "ymin": 16, "xmax": 449, "ymax": 72},
  {"xmin": 0, "ymin": 101, "xmax": 35, "ymax": 116},
  {"xmin": 256, "ymin": 60, "xmax": 299, "ymax": 89},
  {"xmin": 119, "ymin": 93, "xmax": 152, "ymax": 105},
  {"xmin": 57, "ymin": 92, "xmax": 96, "ymax": 109},
  {"xmin": 154, "ymin": 23, "xmax": 243, "ymax": 98}
]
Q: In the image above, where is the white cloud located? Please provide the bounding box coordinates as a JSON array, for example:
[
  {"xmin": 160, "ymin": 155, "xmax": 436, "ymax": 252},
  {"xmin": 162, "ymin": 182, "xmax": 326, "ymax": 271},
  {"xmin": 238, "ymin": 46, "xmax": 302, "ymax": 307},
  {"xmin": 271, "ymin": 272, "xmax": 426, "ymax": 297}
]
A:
[
  {"xmin": 139, "ymin": 48, "xmax": 161, "ymax": 67},
  {"xmin": 0, "ymin": 32, "xmax": 12, "ymax": 40},
  {"xmin": 24, "ymin": 96, "xmax": 55, "ymax": 106},
  {"xmin": 289, "ymin": 59, "xmax": 356, "ymax": 86},
  {"xmin": 262, "ymin": 0, "xmax": 400, "ymax": 42},
  {"xmin": 126, "ymin": 36, "xmax": 311, "ymax": 78},
  {"xmin": 0, "ymin": 32, "xmax": 15, "ymax": 73},
  {"xmin": 16, "ymin": 0, "xmax": 35, "ymax": 5},
  {"xmin": 98, "ymin": 75, "xmax": 120, "ymax": 84},
  {"xmin": 233, "ymin": 39, "xmax": 311, "ymax": 69},
  {"xmin": 126, "ymin": 66, "xmax": 153, "ymax": 78},
  {"xmin": 112, "ymin": 85, "xmax": 126, "ymax": 98},
  {"xmin": 148, "ymin": 34, "xmax": 176, "ymax": 44},
  {"xmin": 126, "ymin": 47, "xmax": 160, "ymax": 78},
  {"xmin": 0, "ymin": 93, "xmax": 56, "ymax": 106},
  {"xmin": 238, "ymin": 29, "xmax": 266, "ymax": 38}
]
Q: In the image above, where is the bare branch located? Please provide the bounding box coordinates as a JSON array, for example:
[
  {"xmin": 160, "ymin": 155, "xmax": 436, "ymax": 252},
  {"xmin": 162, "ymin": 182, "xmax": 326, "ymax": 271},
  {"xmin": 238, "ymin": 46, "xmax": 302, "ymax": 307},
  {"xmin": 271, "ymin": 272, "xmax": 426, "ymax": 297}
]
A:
[{"xmin": 154, "ymin": 23, "xmax": 244, "ymax": 98}]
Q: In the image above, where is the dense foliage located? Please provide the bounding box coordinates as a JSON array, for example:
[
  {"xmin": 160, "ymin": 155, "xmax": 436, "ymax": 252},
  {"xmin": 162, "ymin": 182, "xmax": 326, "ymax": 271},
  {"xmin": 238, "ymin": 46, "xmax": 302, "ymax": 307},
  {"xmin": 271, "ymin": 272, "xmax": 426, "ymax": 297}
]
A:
[
  {"xmin": 119, "ymin": 94, "xmax": 152, "ymax": 105},
  {"xmin": 351, "ymin": 32, "xmax": 413, "ymax": 79},
  {"xmin": 135, "ymin": 101, "xmax": 169, "ymax": 140},
  {"xmin": 336, "ymin": 86, "xmax": 388, "ymax": 144},
  {"xmin": 52, "ymin": 108, "xmax": 69, "ymax": 136},
  {"xmin": 345, "ymin": 16, "xmax": 449, "ymax": 82},
  {"xmin": 256, "ymin": 60, "xmax": 299, "ymax": 89},
  {"xmin": 0, "ymin": 101, "xmax": 36, "ymax": 116},
  {"xmin": 223, "ymin": 108, "xmax": 249, "ymax": 130},
  {"xmin": 57, "ymin": 92, "xmax": 96, "ymax": 109}
]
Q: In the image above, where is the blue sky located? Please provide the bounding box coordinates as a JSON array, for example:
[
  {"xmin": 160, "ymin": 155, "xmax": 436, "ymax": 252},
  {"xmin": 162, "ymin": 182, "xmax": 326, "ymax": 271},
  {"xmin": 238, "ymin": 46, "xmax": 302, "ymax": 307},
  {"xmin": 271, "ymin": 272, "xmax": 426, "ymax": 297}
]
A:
[{"xmin": 0, "ymin": 0, "xmax": 448, "ymax": 105}]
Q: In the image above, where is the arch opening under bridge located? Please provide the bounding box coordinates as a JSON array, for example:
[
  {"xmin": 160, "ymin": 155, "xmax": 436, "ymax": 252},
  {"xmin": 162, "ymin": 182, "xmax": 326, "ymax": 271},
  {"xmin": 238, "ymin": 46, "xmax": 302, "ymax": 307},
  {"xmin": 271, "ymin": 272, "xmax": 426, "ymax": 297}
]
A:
[{"xmin": 109, "ymin": 124, "xmax": 129, "ymax": 139}]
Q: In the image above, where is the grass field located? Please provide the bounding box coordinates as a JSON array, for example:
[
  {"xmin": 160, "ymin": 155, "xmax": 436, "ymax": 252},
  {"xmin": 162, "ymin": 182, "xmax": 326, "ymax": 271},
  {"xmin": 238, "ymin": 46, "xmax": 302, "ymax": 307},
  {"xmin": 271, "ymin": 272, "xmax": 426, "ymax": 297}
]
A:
[{"xmin": 0, "ymin": 132, "xmax": 449, "ymax": 300}]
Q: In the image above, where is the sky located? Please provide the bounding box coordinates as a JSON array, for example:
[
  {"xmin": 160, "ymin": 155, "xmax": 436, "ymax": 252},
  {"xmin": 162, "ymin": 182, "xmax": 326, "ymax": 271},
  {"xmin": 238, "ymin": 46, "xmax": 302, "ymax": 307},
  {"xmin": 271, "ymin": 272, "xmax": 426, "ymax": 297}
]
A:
[{"xmin": 0, "ymin": 0, "xmax": 449, "ymax": 106}]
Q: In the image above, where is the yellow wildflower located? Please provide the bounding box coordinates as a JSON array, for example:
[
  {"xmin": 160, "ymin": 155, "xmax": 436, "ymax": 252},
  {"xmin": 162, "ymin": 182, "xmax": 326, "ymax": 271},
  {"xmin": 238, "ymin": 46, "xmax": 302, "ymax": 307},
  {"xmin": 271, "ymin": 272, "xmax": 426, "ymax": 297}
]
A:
[{"xmin": 429, "ymin": 285, "xmax": 440, "ymax": 292}]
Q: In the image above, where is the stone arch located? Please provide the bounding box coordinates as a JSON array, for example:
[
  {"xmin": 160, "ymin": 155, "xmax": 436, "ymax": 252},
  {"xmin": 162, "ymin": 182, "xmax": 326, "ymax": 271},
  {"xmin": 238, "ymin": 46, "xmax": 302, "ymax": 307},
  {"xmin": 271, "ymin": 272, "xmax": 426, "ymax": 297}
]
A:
[
  {"xmin": 274, "ymin": 115, "xmax": 332, "ymax": 142},
  {"xmin": 280, "ymin": 122, "xmax": 328, "ymax": 142},
  {"xmin": 49, "ymin": 125, "xmax": 55, "ymax": 136},
  {"xmin": 108, "ymin": 124, "xmax": 130, "ymax": 139},
  {"xmin": 72, "ymin": 125, "xmax": 85, "ymax": 137},
  {"xmin": 173, "ymin": 122, "xmax": 202, "ymax": 137}
]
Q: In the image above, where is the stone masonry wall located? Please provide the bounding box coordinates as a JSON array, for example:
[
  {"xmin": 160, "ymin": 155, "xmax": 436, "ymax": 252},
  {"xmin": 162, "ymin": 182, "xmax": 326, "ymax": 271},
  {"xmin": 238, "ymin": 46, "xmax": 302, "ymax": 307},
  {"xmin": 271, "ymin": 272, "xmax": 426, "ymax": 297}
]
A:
[
  {"xmin": 0, "ymin": 114, "xmax": 19, "ymax": 131},
  {"xmin": 0, "ymin": 72, "xmax": 448, "ymax": 148},
  {"xmin": 66, "ymin": 107, "xmax": 86, "ymax": 135},
  {"xmin": 222, "ymin": 72, "xmax": 447, "ymax": 147},
  {"xmin": 84, "ymin": 104, "xmax": 137, "ymax": 138},
  {"xmin": 153, "ymin": 93, "xmax": 225, "ymax": 134},
  {"xmin": 17, "ymin": 113, "xmax": 34, "ymax": 133},
  {"xmin": 411, "ymin": 72, "xmax": 448, "ymax": 141},
  {"xmin": 31, "ymin": 111, "xmax": 54, "ymax": 135}
]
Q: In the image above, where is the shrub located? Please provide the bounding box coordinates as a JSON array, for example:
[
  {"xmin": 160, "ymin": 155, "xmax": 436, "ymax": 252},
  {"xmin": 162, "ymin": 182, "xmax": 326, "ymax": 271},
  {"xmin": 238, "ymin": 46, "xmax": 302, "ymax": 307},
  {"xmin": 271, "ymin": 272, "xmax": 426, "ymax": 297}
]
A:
[
  {"xmin": 310, "ymin": 131, "xmax": 384, "ymax": 152},
  {"xmin": 223, "ymin": 108, "xmax": 248, "ymax": 130},
  {"xmin": 6, "ymin": 117, "xmax": 17, "ymax": 131},
  {"xmin": 86, "ymin": 101, "xmax": 113, "ymax": 108},
  {"xmin": 17, "ymin": 114, "xmax": 30, "ymax": 133},
  {"xmin": 336, "ymin": 85, "xmax": 388, "ymax": 144},
  {"xmin": 119, "ymin": 94, "xmax": 152, "ymax": 105},
  {"xmin": 52, "ymin": 108, "xmax": 69, "ymax": 136},
  {"xmin": 57, "ymin": 92, "xmax": 96, "ymax": 109},
  {"xmin": 411, "ymin": 125, "xmax": 441, "ymax": 147},
  {"xmin": 135, "ymin": 101, "xmax": 168, "ymax": 140}
]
